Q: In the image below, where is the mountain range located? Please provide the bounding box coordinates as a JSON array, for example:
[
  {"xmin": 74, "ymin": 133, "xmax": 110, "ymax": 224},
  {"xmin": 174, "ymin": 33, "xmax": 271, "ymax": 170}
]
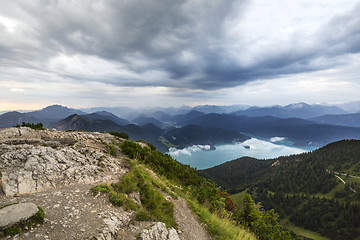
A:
[
  {"xmin": 231, "ymin": 102, "xmax": 347, "ymax": 119},
  {"xmin": 0, "ymin": 111, "xmax": 39, "ymax": 128},
  {"xmin": 310, "ymin": 113, "xmax": 360, "ymax": 127},
  {"xmin": 1, "ymin": 102, "xmax": 360, "ymax": 151}
]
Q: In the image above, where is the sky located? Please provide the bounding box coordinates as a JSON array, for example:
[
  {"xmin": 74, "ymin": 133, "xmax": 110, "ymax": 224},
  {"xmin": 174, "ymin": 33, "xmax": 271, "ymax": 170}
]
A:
[{"xmin": 1, "ymin": 0, "xmax": 360, "ymax": 111}]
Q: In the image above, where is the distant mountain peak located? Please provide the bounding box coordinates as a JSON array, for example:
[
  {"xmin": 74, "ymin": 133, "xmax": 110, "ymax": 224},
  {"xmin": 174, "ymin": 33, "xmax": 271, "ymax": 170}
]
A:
[
  {"xmin": 25, "ymin": 105, "xmax": 86, "ymax": 127},
  {"xmin": 41, "ymin": 104, "xmax": 69, "ymax": 110},
  {"xmin": 187, "ymin": 110, "xmax": 204, "ymax": 115},
  {"xmin": 94, "ymin": 111, "xmax": 115, "ymax": 116},
  {"xmin": 286, "ymin": 102, "xmax": 309, "ymax": 109}
]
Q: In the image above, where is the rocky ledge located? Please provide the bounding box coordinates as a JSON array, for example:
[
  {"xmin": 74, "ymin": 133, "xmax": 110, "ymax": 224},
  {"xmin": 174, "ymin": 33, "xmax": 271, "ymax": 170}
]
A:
[{"xmin": 0, "ymin": 127, "xmax": 128, "ymax": 196}]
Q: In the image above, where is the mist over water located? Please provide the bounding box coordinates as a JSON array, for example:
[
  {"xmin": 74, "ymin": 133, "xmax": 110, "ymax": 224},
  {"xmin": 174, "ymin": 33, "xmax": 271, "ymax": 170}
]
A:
[{"xmin": 168, "ymin": 137, "xmax": 318, "ymax": 170}]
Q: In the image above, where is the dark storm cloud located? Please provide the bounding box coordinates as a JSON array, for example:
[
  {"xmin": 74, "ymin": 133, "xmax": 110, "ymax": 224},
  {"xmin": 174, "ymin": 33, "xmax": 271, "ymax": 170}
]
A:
[
  {"xmin": 0, "ymin": 0, "xmax": 360, "ymax": 91},
  {"xmin": 319, "ymin": 2, "xmax": 360, "ymax": 56}
]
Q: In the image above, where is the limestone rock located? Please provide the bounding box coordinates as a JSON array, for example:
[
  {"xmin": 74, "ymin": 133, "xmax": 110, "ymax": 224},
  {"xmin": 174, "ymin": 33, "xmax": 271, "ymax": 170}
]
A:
[
  {"xmin": 130, "ymin": 191, "xmax": 141, "ymax": 205},
  {"xmin": 18, "ymin": 171, "xmax": 37, "ymax": 194},
  {"xmin": 0, "ymin": 127, "xmax": 128, "ymax": 196},
  {"xmin": 138, "ymin": 222, "xmax": 180, "ymax": 240},
  {"xmin": 93, "ymin": 211, "xmax": 134, "ymax": 240},
  {"xmin": 0, "ymin": 202, "xmax": 39, "ymax": 229}
]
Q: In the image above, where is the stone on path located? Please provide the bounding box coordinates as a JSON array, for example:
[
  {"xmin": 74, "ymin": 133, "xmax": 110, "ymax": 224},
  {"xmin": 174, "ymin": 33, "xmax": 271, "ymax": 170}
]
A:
[
  {"xmin": 0, "ymin": 202, "xmax": 39, "ymax": 229},
  {"xmin": 138, "ymin": 222, "xmax": 180, "ymax": 240}
]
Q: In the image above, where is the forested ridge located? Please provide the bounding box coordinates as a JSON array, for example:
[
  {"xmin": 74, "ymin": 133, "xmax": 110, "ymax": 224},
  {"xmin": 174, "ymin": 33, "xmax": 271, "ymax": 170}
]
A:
[{"xmin": 199, "ymin": 139, "xmax": 360, "ymax": 239}]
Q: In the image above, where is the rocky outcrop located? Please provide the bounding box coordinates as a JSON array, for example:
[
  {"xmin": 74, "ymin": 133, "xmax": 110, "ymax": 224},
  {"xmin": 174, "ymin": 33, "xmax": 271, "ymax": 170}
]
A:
[
  {"xmin": 138, "ymin": 222, "xmax": 180, "ymax": 240},
  {"xmin": 0, "ymin": 127, "xmax": 128, "ymax": 196},
  {"xmin": 0, "ymin": 202, "xmax": 38, "ymax": 230},
  {"xmin": 93, "ymin": 211, "xmax": 134, "ymax": 240}
]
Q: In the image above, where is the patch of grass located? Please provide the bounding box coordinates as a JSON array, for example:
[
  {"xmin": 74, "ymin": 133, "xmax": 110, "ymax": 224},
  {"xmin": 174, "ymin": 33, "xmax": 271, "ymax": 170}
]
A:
[
  {"xmin": 109, "ymin": 191, "xmax": 127, "ymax": 206},
  {"xmin": 281, "ymin": 218, "xmax": 330, "ymax": 240},
  {"xmin": 90, "ymin": 184, "xmax": 112, "ymax": 196},
  {"xmin": 135, "ymin": 209, "xmax": 152, "ymax": 221},
  {"xmin": 185, "ymin": 196, "xmax": 256, "ymax": 240},
  {"xmin": 112, "ymin": 170, "xmax": 139, "ymax": 194},
  {"xmin": 107, "ymin": 144, "xmax": 117, "ymax": 157},
  {"xmin": 31, "ymin": 207, "xmax": 45, "ymax": 224},
  {"xmin": 91, "ymin": 183, "xmax": 139, "ymax": 210},
  {"xmin": 121, "ymin": 161, "xmax": 178, "ymax": 199},
  {"xmin": 98, "ymin": 138, "xmax": 118, "ymax": 157},
  {"xmin": 91, "ymin": 164, "xmax": 177, "ymax": 229},
  {"xmin": 230, "ymin": 191, "xmax": 247, "ymax": 205},
  {"xmin": 140, "ymin": 181, "xmax": 177, "ymax": 228},
  {"xmin": 3, "ymin": 225, "xmax": 22, "ymax": 236}
]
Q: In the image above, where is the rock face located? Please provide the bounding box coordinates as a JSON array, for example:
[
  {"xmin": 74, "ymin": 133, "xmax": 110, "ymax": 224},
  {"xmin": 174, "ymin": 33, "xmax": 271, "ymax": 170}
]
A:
[
  {"xmin": 0, "ymin": 202, "xmax": 38, "ymax": 229},
  {"xmin": 138, "ymin": 222, "xmax": 180, "ymax": 240},
  {"xmin": 0, "ymin": 127, "xmax": 127, "ymax": 196}
]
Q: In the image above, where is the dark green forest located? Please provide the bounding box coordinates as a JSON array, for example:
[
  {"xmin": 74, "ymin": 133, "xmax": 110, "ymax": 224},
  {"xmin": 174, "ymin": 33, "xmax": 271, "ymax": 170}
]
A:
[{"xmin": 199, "ymin": 140, "xmax": 360, "ymax": 240}]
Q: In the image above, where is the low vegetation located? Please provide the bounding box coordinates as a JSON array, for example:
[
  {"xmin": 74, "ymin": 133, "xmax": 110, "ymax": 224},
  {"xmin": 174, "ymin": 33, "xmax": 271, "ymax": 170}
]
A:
[
  {"xmin": 15, "ymin": 122, "xmax": 45, "ymax": 130},
  {"xmin": 108, "ymin": 131, "xmax": 129, "ymax": 140},
  {"xmin": 91, "ymin": 163, "xmax": 177, "ymax": 228},
  {"xmin": 185, "ymin": 196, "xmax": 256, "ymax": 240}
]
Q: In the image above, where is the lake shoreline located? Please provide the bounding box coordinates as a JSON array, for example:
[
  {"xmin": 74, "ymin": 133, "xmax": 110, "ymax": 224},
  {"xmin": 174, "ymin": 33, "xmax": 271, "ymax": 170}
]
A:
[{"xmin": 169, "ymin": 137, "xmax": 319, "ymax": 170}]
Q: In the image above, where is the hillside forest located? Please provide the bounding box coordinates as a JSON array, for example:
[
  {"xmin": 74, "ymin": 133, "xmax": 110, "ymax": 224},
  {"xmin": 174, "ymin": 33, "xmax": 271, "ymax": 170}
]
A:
[{"xmin": 199, "ymin": 140, "xmax": 360, "ymax": 239}]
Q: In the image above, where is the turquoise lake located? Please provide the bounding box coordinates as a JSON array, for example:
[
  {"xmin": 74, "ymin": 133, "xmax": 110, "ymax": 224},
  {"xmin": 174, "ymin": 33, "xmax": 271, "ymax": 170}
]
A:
[{"xmin": 168, "ymin": 137, "xmax": 318, "ymax": 170}]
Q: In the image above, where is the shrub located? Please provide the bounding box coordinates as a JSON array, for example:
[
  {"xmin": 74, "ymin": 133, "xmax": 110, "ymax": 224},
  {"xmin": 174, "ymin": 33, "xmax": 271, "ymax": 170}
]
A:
[
  {"xmin": 137, "ymin": 140, "xmax": 156, "ymax": 150},
  {"xmin": 109, "ymin": 191, "xmax": 127, "ymax": 206},
  {"xmin": 109, "ymin": 131, "xmax": 129, "ymax": 140},
  {"xmin": 107, "ymin": 144, "xmax": 117, "ymax": 157},
  {"xmin": 15, "ymin": 122, "xmax": 44, "ymax": 130},
  {"xmin": 90, "ymin": 184, "xmax": 112, "ymax": 196},
  {"xmin": 135, "ymin": 209, "xmax": 152, "ymax": 221}
]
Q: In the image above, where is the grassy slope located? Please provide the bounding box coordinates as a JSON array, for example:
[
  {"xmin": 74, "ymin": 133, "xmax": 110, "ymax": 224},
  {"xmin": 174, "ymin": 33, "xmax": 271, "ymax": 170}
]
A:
[
  {"xmin": 132, "ymin": 163, "xmax": 257, "ymax": 240},
  {"xmin": 184, "ymin": 195, "xmax": 256, "ymax": 240},
  {"xmin": 229, "ymin": 191, "xmax": 247, "ymax": 204},
  {"xmin": 280, "ymin": 218, "xmax": 330, "ymax": 240}
]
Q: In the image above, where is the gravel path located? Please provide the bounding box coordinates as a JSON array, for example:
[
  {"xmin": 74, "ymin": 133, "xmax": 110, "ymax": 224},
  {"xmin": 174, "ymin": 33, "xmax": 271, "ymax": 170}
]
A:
[
  {"xmin": 173, "ymin": 198, "xmax": 212, "ymax": 240},
  {"xmin": 0, "ymin": 183, "xmax": 137, "ymax": 240}
]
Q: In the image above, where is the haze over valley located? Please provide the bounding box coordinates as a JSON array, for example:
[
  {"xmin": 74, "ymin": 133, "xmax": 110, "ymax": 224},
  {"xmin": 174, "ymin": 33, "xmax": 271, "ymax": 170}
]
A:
[{"xmin": 1, "ymin": 102, "xmax": 360, "ymax": 164}]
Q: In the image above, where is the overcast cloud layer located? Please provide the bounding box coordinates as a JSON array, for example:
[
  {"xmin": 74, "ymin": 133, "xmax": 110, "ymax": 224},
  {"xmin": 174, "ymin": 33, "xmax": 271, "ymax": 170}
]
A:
[{"xmin": 1, "ymin": 0, "xmax": 360, "ymax": 110}]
